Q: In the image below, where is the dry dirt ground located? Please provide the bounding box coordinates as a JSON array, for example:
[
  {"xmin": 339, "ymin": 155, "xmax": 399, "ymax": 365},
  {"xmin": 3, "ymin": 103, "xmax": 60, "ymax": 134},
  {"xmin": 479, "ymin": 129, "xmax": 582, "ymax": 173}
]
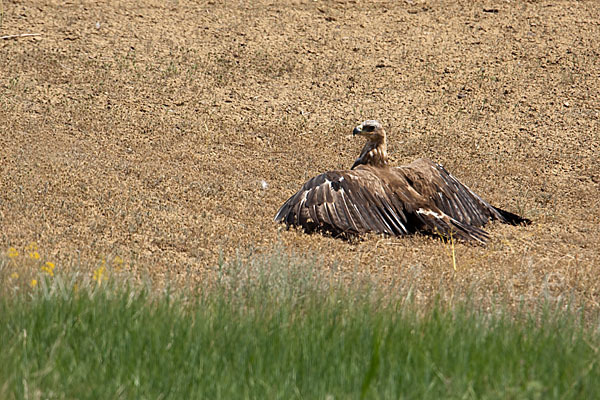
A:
[{"xmin": 1, "ymin": 1, "xmax": 599, "ymax": 308}]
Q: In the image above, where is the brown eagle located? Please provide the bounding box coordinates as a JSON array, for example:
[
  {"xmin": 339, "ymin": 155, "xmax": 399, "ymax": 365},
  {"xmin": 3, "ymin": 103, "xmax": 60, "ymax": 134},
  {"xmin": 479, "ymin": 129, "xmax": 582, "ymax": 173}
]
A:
[{"xmin": 274, "ymin": 120, "xmax": 530, "ymax": 244}]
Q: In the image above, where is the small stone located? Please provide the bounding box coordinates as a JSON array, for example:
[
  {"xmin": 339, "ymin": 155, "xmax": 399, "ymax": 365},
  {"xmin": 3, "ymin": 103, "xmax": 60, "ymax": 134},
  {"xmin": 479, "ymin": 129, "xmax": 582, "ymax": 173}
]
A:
[{"xmin": 563, "ymin": 101, "xmax": 570, "ymax": 107}]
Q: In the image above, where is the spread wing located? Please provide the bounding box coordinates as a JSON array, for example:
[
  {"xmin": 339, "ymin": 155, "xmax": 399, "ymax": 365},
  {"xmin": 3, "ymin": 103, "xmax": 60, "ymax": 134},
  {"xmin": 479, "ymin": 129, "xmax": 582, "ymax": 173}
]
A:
[
  {"xmin": 274, "ymin": 169, "xmax": 409, "ymax": 236},
  {"xmin": 396, "ymin": 158, "xmax": 531, "ymax": 227},
  {"xmin": 274, "ymin": 167, "xmax": 490, "ymax": 243}
]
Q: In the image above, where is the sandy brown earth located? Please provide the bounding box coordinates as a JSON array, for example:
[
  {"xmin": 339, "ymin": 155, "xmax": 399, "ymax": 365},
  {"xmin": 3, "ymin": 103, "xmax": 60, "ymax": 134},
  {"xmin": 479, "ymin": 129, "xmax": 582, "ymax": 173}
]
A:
[{"xmin": 1, "ymin": 1, "xmax": 599, "ymax": 307}]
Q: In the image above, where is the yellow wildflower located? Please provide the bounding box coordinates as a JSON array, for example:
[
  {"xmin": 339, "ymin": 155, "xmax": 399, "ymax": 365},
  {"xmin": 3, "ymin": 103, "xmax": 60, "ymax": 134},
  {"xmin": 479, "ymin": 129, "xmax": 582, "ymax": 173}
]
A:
[
  {"xmin": 41, "ymin": 261, "xmax": 56, "ymax": 277},
  {"xmin": 26, "ymin": 243, "xmax": 40, "ymax": 260},
  {"xmin": 30, "ymin": 279, "xmax": 38, "ymax": 287},
  {"xmin": 93, "ymin": 266, "xmax": 106, "ymax": 285},
  {"xmin": 10, "ymin": 272, "xmax": 19, "ymax": 279},
  {"xmin": 7, "ymin": 247, "xmax": 19, "ymax": 259},
  {"xmin": 113, "ymin": 255, "xmax": 124, "ymax": 271}
]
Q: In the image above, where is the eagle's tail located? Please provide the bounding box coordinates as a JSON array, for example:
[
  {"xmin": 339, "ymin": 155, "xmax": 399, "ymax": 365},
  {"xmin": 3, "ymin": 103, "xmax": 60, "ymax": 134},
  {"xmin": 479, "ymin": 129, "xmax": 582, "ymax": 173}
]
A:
[{"xmin": 493, "ymin": 207, "xmax": 531, "ymax": 226}]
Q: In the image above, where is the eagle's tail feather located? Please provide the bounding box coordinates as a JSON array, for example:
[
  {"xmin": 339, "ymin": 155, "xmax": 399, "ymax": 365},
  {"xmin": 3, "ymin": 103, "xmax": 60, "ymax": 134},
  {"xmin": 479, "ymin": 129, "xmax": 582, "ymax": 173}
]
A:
[{"xmin": 493, "ymin": 206, "xmax": 531, "ymax": 226}]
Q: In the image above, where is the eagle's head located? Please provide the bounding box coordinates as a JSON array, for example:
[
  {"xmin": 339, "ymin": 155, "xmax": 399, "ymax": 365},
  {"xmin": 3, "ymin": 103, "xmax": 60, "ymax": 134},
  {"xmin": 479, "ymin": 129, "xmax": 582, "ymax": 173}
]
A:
[
  {"xmin": 350, "ymin": 120, "xmax": 388, "ymax": 169},
  {"xmin": 352, "ymin": 120, "xmax": 385, "ymax": 140}
]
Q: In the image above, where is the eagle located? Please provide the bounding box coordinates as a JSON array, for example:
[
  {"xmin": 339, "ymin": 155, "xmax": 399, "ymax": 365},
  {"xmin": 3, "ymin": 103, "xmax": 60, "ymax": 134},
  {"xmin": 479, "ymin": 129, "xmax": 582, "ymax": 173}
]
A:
[{"xmin": 274, "ymin": 120, "xmax": 530, "ymax": 244}]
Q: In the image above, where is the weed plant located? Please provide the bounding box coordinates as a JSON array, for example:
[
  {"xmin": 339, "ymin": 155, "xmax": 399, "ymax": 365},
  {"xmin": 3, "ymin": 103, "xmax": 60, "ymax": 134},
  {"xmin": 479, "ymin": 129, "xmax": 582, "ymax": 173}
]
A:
[{"xmin": 1, "ymin": 249, "xmax": 599, "ymax": 399}]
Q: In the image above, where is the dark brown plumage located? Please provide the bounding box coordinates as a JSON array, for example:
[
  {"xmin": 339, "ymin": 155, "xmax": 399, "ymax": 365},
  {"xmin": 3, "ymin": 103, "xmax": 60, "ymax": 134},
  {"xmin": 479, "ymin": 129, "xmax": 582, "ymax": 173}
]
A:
[{"xmin": 274, "ymin": 120, "xmax": 530, "ymax": 244}]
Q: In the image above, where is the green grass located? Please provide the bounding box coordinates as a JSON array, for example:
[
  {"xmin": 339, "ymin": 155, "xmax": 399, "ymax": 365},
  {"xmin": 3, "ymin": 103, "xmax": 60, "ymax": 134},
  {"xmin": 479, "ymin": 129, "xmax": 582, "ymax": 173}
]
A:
[{"xmin": 1, "ymin": 252, "xmax": 599, "ymax": 399}]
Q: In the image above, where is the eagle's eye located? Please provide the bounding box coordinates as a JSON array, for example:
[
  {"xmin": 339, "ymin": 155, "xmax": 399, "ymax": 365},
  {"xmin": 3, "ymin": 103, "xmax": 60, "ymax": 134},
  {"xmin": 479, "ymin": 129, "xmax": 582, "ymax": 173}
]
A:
[{"xmin": 363, "ymin": 125, "xmax": 375, "ymax": 133}]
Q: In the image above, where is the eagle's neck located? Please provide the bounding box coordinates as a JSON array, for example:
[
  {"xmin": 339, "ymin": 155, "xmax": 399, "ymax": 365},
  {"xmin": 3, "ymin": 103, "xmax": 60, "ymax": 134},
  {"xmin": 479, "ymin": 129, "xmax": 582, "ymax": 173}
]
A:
[{"xmin": 351, "ymin": 133, "xmax": 388, "ymax": 169}]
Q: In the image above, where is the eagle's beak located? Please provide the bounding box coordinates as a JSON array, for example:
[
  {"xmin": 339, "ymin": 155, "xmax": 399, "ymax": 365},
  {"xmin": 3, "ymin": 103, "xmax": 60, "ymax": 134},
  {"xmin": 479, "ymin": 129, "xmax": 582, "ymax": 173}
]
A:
[{"xmin": 353, "ymin": 125, "xmax": 363, "ymax": 136}]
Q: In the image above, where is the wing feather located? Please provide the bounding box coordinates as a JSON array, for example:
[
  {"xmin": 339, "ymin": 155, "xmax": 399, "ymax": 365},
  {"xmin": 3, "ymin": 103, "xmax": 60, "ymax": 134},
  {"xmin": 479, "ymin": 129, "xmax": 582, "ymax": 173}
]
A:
[
  {"xmin": 338, "ymin": 190, "xmax": 360, "ymax": 232},
  {"xmin": 414, "ymin": 207, "xmax": 489, "ymax": 244}
]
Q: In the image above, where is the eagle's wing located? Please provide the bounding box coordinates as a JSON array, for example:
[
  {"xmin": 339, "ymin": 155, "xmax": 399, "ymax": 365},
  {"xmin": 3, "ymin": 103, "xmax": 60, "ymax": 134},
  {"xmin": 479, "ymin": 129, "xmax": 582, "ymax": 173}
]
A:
[
  {"xmin": 274, "ymin": 169, "xmax": 408, "ymax": 236},
  {"xmin": 274, "ymin": 168, "xmax": 490, "ymax": 243},
  {"xmin": 395, "ymin": 158, "xmax": 530, "ymax": 227}
]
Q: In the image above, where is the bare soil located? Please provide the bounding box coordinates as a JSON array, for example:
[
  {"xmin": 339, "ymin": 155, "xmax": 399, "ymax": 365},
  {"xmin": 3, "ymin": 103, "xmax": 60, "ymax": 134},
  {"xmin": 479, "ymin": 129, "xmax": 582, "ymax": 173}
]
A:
[{"xmin": 1, "ymin": 0, "xmax": 599, "ymax": 307}]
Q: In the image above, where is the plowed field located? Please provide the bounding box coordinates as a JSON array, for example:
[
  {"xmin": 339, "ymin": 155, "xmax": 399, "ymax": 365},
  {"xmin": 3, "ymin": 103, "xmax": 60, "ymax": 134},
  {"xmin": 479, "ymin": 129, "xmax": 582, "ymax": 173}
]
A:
[{"xmin": 1, "ymin": 0, "xmax": 599, "ymax": 307}]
